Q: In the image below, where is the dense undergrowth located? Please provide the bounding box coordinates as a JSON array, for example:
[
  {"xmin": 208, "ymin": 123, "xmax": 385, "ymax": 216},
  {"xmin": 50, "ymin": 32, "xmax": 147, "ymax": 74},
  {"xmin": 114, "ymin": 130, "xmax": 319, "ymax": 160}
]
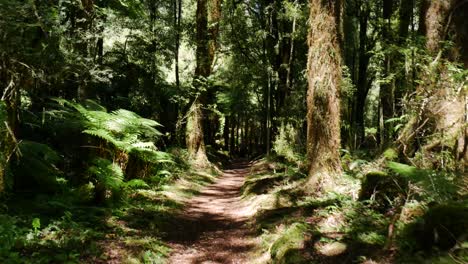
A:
[
  {"xmin": 243, "ymin": 153, "xmax": 467, "ymax": 264},
  {"xmin": 0, "ymin": 100, "xmax": 222, "ymax": 263}
]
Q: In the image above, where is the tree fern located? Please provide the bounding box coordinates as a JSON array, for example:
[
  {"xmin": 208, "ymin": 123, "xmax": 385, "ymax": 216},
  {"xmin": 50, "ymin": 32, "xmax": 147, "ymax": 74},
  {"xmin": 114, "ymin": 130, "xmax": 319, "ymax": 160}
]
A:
[
  {"xmin": 49, "ymin": 99, "xmax": 165, "ymax": 154},
  {"xmin": 47, "ymin": 99, "xmax": 173, "ymax": 182}
]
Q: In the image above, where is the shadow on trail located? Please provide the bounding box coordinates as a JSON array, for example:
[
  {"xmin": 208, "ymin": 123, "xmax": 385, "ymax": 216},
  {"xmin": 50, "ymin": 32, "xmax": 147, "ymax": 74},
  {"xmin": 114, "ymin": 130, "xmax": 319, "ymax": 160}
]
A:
[{"xmin": 166, "ymin": 160, "xmax": 257, "ymax": 264}]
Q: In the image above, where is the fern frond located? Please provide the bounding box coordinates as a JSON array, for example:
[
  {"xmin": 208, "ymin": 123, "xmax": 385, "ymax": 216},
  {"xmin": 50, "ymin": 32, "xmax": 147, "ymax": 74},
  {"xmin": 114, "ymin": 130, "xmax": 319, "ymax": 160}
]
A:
[
  {"xmin": 11, "ymin": 140, "xmax": 62, "ymax": 191},
  {"xmin": 88, "ymin": 158, "xmax": 124, "ymax": 191},
  {"xmin": 131, "ymin": 142, "xmax": 157, "ymax": 149},
  {"xmin": 130, "ymin": 148, "xmax": 174, "ymax": 164},
  {"xmin": 124, "ymin": 179, "xmax": 149, "ymax": 189},
  {"xmin": 83, "ymin": 129, "xmax": 123, "ymax": 149}
]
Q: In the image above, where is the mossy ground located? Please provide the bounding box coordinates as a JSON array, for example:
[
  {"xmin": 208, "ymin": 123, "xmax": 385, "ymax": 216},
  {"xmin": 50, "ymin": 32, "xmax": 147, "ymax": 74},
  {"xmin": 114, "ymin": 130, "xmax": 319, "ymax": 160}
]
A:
[{"xmin": 243, "ymin": 157, "xmax": 467, "ymax": 264}]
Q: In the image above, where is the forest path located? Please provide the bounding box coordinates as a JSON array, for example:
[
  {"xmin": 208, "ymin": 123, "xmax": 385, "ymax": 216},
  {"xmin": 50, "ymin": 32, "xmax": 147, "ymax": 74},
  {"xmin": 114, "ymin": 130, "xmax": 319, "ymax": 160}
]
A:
[{"xmin": 167, "ymin": 161, "xmax": 258, "ymax": 264}]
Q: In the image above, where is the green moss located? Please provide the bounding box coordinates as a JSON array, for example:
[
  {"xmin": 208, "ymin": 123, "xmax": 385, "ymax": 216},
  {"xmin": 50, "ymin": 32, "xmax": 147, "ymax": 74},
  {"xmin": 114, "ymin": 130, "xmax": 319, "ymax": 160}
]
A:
[
  {"xmin": 383, "ymin": 148, "xmax": 398, "ymax": 161},
  {"xmin": 387, "ymin": 162, "xmax": 428, "ymax": 180},
  {"xmin": 270, "ymin": 223, "xmax": 309, "ymax": 264}
]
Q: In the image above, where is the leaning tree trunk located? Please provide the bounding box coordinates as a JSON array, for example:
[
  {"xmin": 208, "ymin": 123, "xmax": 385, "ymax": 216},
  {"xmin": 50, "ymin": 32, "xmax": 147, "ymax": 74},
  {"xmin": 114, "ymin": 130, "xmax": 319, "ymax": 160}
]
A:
[
  {"xmin": 398, "ymin": 0, "xmax": 468, "ymax": 171},
  {"xmin": 306, "ymin": 0, "xmax": 343, "ymax": 191}
]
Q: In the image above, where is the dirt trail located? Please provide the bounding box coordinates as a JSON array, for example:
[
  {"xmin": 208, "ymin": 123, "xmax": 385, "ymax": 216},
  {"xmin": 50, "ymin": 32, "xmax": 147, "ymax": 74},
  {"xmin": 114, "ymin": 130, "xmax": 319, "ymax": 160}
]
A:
[{"xmin": 167, "ymin": 161, "xmax": 257, "ymax": 264}]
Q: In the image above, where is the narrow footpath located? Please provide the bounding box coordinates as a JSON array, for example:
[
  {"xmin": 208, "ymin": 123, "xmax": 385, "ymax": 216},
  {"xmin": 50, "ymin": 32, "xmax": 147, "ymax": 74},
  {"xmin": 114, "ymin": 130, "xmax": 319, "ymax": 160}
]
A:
[{"xmin": 167, "ymin": 161, "xmax": 257, "ymax": 264}]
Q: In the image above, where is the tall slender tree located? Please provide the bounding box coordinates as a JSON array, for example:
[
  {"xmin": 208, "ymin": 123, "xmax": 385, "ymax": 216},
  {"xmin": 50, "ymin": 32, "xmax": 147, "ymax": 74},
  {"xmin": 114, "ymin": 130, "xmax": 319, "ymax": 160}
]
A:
[{"xmin": 379, "ymin": 0, "xmax": 395, "ymax": 148}]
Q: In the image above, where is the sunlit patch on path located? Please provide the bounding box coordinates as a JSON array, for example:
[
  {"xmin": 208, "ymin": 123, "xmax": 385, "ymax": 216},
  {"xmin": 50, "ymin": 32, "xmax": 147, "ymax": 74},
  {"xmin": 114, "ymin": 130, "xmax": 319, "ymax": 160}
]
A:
[{"xmin": 167, "ymin": 161, "xmax": 258, "ymax": 264}]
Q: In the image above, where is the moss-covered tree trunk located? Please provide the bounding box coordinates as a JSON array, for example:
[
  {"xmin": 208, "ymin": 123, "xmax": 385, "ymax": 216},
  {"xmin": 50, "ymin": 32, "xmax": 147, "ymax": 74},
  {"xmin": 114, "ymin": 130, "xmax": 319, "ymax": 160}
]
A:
[
  {"xmin": 186, "ymin": 0, "xmax": 220, "ymax": 166},
  {"xmin": 398, "ymin": 0, "xmax": 468, "ymax": 170},
  {"xmin": 306, "ymin": 0, "xmax": 343, "ymax": 191}
]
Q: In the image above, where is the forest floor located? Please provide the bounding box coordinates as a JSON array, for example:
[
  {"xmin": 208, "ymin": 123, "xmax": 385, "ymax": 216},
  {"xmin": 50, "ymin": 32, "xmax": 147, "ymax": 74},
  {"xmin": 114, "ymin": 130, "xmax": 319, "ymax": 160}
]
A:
[
  {"xmin": 4, "ymin": 156, "xmax": 462, "ymax": 263},
  {"xmin": 167, "ymin": 161, "xmax": 259, "ymax": 264}
]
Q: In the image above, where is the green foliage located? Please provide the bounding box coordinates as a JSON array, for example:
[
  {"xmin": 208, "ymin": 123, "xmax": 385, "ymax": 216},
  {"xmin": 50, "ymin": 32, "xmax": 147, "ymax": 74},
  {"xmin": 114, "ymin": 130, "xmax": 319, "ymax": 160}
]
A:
[
  {"xmin": 387, "ymin": 162, "xmax": 458, "ymax": 201},
  {"xmin": 383, "ymin": 148, "xmax": 398, "ymax": 161},
  {"xmin": 31, "ymin": 218, "xmax": 41, "ymax": 233},
  {"xmin": 88, "ymin": 158, "xmax": 124, "ymax": 192},
  {"xmin": 387, "ymin": 162, "xmax": 428, "ymax": 181},
  {"xmin": 273, "ymin": 123, "xmax": 305, "ymax": 164},
  {"xmin": 270, "ymin": 223, "xmax": 309, "ymax": 264},
  {"xmin": 11, "ymin": 140, "xmax": 62, "ymax": 192},
  {"xmin": 51, "ymin": 99, "xmax": 172, "ymax": 167},
  {"xmin": 0, "ymin": 214, "xmax": 24, "ymax": 262},
  {"xmin": 125, "ymin": 179, "xmax": 150, "ymax": 189}
]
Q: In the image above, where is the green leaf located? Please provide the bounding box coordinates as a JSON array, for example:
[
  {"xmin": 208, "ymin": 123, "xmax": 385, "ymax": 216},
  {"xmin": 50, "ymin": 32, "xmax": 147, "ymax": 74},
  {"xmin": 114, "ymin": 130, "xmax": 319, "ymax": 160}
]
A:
[{"xmin": 32, "ymin": 218, "xmax": 41, "ymax": 232}]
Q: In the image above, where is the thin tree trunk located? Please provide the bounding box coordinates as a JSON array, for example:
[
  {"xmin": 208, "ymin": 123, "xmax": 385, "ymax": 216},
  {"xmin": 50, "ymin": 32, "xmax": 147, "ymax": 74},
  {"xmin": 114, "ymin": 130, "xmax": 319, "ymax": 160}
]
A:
[
  {"xmin": 354, "ymin": 5, "xmax": 371, "ymax": 147},
  {"xmin": 174, "ymin": 0, "xmax": 182, "ymax": 89},
  {"xmin": 379, "ymin": 0, "xmax": 395, "ymax": 149},
  {"xmin": 223, "ymin": 116, "xmax": 230, "ymax": 151},
  {"xmin": 394, "ymin": 0, "xmax": 414, "ymax": 117}
]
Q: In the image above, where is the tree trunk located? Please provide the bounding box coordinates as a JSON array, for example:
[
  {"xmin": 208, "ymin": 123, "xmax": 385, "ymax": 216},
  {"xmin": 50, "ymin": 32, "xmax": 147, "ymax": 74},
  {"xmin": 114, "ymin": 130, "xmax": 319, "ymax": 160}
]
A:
[
  {"xmin": 223, "ymin": 116, "xmax": 230, "ymax": 151},
  {"xmin": 354, "ymin": 5, "xmax": 371, "ymax": 147},
  {"xmin": 398, "ymin": 0, "xmax": 468, "ymax": 170},
  {"xmin": 186, "ymin": 0, "xmax": 220, "ymax": 165},
  {"xmin": 174, "ymin": 0, "xmax": 182, "ymax": 89},
  {"xmin": 208, "ymin": 0, "xmax": 221, "ymax": 69},
  {"xmin": 306, "ymin": 0, "xmax": 343, "ymax": 191},
  {"xmin": 379, "ymin": 0, "xmax": 395, "ymax": 149},
  {"xmin": 186, "ymin": 101, "xmax": 209, "ymax": 165},
  {"xmin": 0, "ymin": 101, "xmax": 12, "ymax": 193},
  {"xmin": 0, "ymin": 63, "xmax": 20, "ymax": 194},
  {"xmin": 394, "ymin": 0, "xmax": 414, "ymax": 116}
]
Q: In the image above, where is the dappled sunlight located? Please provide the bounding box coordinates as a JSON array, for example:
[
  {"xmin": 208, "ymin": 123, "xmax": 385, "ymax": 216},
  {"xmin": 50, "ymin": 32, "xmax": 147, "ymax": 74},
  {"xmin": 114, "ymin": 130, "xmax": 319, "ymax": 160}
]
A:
[
  {"xmin": 168, "ymin": 161, "xmax": 260, "ymax": 263},
  {"xmin": 1, "ymin": 0, "xmax": 466, "ymax": 262}
]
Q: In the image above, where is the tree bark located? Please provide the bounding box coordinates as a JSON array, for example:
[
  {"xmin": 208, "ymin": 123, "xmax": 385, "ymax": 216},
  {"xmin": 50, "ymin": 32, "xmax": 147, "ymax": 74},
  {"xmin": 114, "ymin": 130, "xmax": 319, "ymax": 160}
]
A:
[
  {"xmin": 306, "ymin": 0, "xmax": 343, "ymax": 191},
  {"xmin": 186, "ymin": 0, "xmax": 220, "ymax": 165},
  {"xmin": 354, "ymin": 4, "xmax": 371, "ymax": 147},
  {"xmin": 174, "ymin": 0, "xmax": 182, "ymax": 89},
  {"xmin": 379, "ymin": 0, "xmax": 395, "ymax": 149},
  {"xmin": 398, "ymin": 0, "xmax": 468, "ymax": 170},
  {"xmin": 0, "ymin": 63, "xmax": 20, "ymax": 194}
]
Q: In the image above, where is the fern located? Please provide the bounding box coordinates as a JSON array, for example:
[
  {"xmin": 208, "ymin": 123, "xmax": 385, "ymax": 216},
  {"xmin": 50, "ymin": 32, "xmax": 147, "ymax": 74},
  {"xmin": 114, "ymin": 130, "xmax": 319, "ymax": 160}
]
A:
[
  {"xmin": 47, "ymin": 99, "xmax": 173, "ymax": 187},
  {"xmin": 11, "ymin": 141, "xmax": 62, "ymax": 192},
  {"xmin": 87, "ymin": 158, "xmax": 124, "ymax": 191},
  {"xmin": 124, "ymin": 179, "xmax": 149, "ymax": 189},
  {"xmin": 49, "ymin": 99, "xmax": 166, "ymax": 155}
]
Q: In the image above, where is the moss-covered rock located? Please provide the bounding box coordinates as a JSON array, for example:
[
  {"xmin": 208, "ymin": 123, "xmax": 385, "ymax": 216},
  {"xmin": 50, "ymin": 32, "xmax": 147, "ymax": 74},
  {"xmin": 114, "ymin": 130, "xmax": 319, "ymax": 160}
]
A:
[
  {"xmin": 359, "ymin": 171, "xmax": 406, "ymax": 210},
  {"xmin": 418, "ymin": 203, "xmax": 468, "ymax": 250}
]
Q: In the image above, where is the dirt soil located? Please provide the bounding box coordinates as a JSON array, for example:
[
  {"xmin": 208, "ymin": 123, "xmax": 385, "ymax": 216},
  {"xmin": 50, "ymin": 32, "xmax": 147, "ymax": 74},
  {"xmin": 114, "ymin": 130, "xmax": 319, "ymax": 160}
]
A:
[{"xmin": 167, "ymin": 161, "xmax": 258, "ymax": 264}]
